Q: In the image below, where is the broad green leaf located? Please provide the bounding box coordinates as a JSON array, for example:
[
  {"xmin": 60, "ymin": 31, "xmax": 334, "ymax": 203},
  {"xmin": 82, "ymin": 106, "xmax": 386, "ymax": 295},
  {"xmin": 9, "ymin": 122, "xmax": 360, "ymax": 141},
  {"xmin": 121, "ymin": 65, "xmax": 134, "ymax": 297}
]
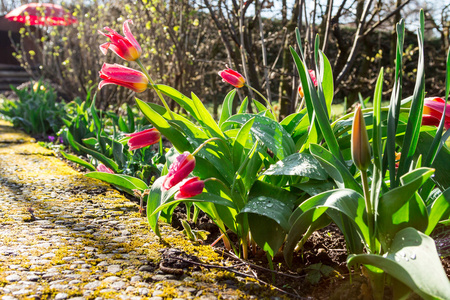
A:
[
  {"xmin": 191, "ymin": 92, "xmax": 224, "ymax": 138},
  {"xmin": 264, "ymin": 153, "xmax": 327, "ymax": 180},
  {"xmin": 135, "ymin": 98, "xmax": 192, "ymax": 152},
  {"xmin": 223, "ymin": 114, "xmax": 295, "ymax": 160},
  {"xmin": 60, "ymin": 150, "xmax": 96, "ymax": 171},
  {"xmin": 320, "ymin": 52, "xmax": 334, "ymax": 116},
  {"xmin": 146, "ymin": 176, "xmax": 165, "ymax": 237},
  {"xmin": 118, "ymin": 116, "xmax": 129, "ymax": 132},
  {"xmin": 238, "ymin": 97, "xmax": 248, "ymax": 114},
  {"xmin": 348, "ymin": 227, "xmax": 450, "ymax": 300},
  {"xmin": 232, "ymin": 117, "xmax": 255, "ymax": 171},
  {"xmin": 239, "ymin": 196, "xmax": 291, "ymax": 257},
  {"xmin": 74, "ymin": 140, "xmax": 119, "ymax": 173},
  {"xmin": 377, "ymin": 168, "xmax": 434, "ymax": 250},
  {"xmin": 310, "ymin": 144, "xmax": 362, "ymax": 194},
  {"xmin": 425, "ymin": 187, "xmax": 450, "ymax": 235},
  {"xmin": 84, "ymin": 172, "xmax": 147, "ymax": 195},
  {"xmin": 293, "ymin": 180, "xmax": 336, "ymax": 196},
  {"xmin": 219, "ymin": 90, "xmax": 236, "ymax": 126},
  {"xmin": 154, "ymin": 84, "xmax": 198, "ymax": 119}
]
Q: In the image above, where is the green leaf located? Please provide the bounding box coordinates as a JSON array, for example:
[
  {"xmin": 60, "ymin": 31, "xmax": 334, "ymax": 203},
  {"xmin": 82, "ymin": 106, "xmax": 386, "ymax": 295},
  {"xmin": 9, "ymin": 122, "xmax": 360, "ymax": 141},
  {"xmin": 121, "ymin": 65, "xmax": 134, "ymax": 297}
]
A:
[
  {"xmin": 238, "ymin": 97, "xmax": 248, "ymax": 114},
  {"xmin": 239, "ymin": 196, "xmax": 291, "ymax": 257},
  {"xmin": 74, "ymin": 140, "xmax": 119, "ymax": 173},
  {"xmin": 60, "ymin": 150, "xmax": 96, "ymax": 171},
  {"xmin": 377, "ymin": 168, "xmax": 434, "ymax": 250},
  {"xmin": 232, "ymin": 117, "xmax": 255, "ymax": 171},
  {"xmin": 135, "ymin": 98, "xmax": 192, "ymax": 152},
  {"xmin": 223, "ymin": 114, "xmax": 295, "ymax": 160},
  {"xmin": 191, "ymin": 92, "xmax": 224, "ymax": 138},
  {"xmin": 219, "ymin": 90, "xmax": 236, "ymax": 126},
  {"xmin": 371, "ymin": 68, "xmax": 384, "ymax": 218},
  {"xmin": 292, "ymin": 180, "xmax": 336, "ymax": 196},
  {"xmin": 348, "ymin": 227, "xmax": 450, "ymax": 300},
  {"xmin": 310, "ymin": 144, "xmax": 362, "ymax": 194},
  {"xmin": 425, "ymin": 187, "xmax": 450, "ymax": 235},
  {"xmin": 154, "ymin": 84, "xmax": 198, "ymax": 119},
  {"xmin": 84, "ymin": 172, "xmax": 148, "ymax": 195},
  {"xmin": 264, "ymin": 153, "xmax": 328, "ymax": 180},
  {"xmin": 397, "ymin": 12, "xmax": 425, "ymax": 183}
]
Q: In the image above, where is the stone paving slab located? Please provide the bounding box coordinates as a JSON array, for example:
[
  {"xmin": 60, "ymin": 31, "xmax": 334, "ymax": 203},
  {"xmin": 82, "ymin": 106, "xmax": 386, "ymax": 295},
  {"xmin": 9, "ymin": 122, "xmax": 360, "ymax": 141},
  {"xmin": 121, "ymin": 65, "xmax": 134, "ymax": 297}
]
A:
[{"xmin": 0, "ymin": 122, "xmax": 282, "ymax": 300}]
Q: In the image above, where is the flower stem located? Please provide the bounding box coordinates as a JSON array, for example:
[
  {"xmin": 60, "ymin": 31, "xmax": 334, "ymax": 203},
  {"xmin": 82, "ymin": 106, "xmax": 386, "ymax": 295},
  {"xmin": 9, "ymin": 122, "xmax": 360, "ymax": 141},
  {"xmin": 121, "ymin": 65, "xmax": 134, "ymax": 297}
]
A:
[
  {"xmin": 192, "ymin": 137, "xmax": 226, "ymax": 156},
  {"xmin": 136, "ymin": 59, "xmax": 174, "ymax": 120},
  {"xmin": 361, "ymin": 169, "xmax": 375, "ymax": 253},
  {"xmin": 245, "ymin": 83, "xmax": 276, "ymax": 119}
]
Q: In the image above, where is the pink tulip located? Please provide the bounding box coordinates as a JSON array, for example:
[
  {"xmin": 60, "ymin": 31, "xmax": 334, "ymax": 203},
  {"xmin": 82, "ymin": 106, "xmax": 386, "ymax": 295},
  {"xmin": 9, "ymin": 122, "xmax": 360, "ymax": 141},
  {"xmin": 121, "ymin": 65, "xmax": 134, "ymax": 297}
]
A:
[
  {"xmin": 99, "ymin": 63, "xmax": 148, "ymax": 93},
  {"xmin": 218, "ymin": 69, "xmax": 245, "ymax": 88},
  {"xmin": 126, "ymin": 128, "xmax": 161, "ymax": 151},
  {"xmin": 422, "ymin": 97, "xmax": 450, "ymax": 130},
  {"xmin": 175, "ymin": 177, "xmax": 204, "ymax": 199},
  {"xmin": 97, "ymin": 164, "xmax": 114, "ymax": 174},
  {"xmin": 298, "ymin": 70, "xmax": 318, "ymax": 98},
  {"xmin": 99, "ymin": 19, "xmax": 142, "ymax": 61},
  {"xmin": 162, "ymin": 152, "xmax": 196, "ymax": 190}
]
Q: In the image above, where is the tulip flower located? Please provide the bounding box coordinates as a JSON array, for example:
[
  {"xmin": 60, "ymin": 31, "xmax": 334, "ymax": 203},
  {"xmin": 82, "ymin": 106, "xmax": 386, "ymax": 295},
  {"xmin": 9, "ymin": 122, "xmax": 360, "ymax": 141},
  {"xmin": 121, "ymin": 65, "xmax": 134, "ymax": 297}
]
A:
[
  {"xmin": 175, "ymin": 177, "xmax": 205, "ymax": 199},
  {"xmin": 99, "ymin": 19, "xmax": 142, "ymax": 61},
  {"xmin": 126, "ymin": 128, "xmax": 161, "ymax": 151},
  {"xmin": 218, "ymin": 69, "xmax": 245, "ymax": 88},
  {"xmin": 422, "ymin": 97, "xmax": 450, "ymax": 130},
  {"xmin": 99, "ymin": 63, "xmax": 148, "ymax": 93},
  {"xmin": 97, "ymin": 164, "xmax": 114, "ymax": 174},
  {"xmin": 162, "ymin": 152, "xmax": 196, "ymax": 190},
  {"xmin": 298, "ymin": 70, "xmax": 318, "ymax": 98},
  {"xmin": 351, "ymin": 105, "xmax": 371, "ymax": 171}
]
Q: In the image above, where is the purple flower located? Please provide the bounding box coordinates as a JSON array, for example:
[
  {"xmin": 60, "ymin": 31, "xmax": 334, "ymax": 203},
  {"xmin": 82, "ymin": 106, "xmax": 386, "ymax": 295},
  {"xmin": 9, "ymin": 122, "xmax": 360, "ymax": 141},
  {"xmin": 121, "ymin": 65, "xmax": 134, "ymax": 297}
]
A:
[{"xmin": 48, "ymin": 135, "xmax": 55, "ymax": 142}]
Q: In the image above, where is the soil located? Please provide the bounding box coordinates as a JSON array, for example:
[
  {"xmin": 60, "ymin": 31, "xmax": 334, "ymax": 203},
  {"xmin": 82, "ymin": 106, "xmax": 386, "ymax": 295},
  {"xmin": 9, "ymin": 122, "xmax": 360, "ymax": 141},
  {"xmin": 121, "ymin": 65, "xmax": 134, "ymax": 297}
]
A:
[{"xmin": 42, "ymin": 139, "xmax": 450, "ymax": 299}]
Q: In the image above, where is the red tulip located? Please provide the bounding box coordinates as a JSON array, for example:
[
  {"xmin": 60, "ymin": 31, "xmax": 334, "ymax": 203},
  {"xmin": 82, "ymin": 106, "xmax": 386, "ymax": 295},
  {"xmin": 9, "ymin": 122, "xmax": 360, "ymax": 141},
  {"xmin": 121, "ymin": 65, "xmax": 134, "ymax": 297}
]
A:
[
  {"xmin": 126, "ymin": 128, "xmax": 161, "ymax": 151},
  {"xmin": 97, "ymin": 164, "xmax": 114, "ymax": 174},
  {"xmin": 298, "ymin": 70, "xmax": 318, "ymax": 98},
  {"xmin": 175, "ymin": 177, "xmax": 205, "ymax": 199},
  {"xmin": 422, "ymin": 97, "xmax": 450, "ymax": 130},
  {"xmin": 218, "ymin": 69, "xmax": 245, "ymax": 88},
  {"xmin": 162, "ymin": 152, "xmax": 196, "ymax": 190},
  {"xmin": 99, "ymin": 19, "xmax": 142, "ymax": 61},
  {"xmin": 99, "ymin": 63, "xmax": 148, "ymax": 93}
]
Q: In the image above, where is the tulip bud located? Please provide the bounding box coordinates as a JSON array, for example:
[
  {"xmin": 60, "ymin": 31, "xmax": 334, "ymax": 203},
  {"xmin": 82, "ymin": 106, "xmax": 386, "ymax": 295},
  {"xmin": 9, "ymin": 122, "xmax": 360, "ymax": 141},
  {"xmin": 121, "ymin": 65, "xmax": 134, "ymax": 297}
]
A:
[
  {"xmin": 175, "ymin": 177, "xmax": 205, "ymax": 199},
  {"xmin": 218, "ymin": 69, "xmax": 246, "ymax": 88},
  {"xmin": 125, "ymin": 128, "xmax": 161, "ymax": 151},
  {"xmin": 98, "ymin": 63, "xmax": 148, "ymax": 93},
  {"xmin": 97, "ymin": 164, "xmax": 114, "ymax": 174},
  {"xmin": 351, "ymin": 105, "xmax": 371, "ymax": 171},
  {"xmin": 298, "ymin": 70, "xmax": 318, "ymax": 98},
  {"xmin": 422, "ymin": 97, "xmax": 450, "ymax": 130},
  {"xmin": 162, "ymin": 152, "xmax": 196, "ymax": 190}
]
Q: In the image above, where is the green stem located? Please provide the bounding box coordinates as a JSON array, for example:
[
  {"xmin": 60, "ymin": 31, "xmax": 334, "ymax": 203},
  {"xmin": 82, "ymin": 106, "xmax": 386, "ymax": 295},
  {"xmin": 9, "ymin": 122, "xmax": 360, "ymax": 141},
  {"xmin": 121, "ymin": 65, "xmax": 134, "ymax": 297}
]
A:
[
  {"xmin": 192, "ymin": 137, "xmax": 226, "ymax": 156},
  {"xmin": 245, "ymin": 83, "xmax": 276, "ymax": 118},
  {"xmin": 136, "ymin": 59, "xmax": 175, "ymax": 120},
  {"xmin": 361, "ymin": 169, "xmax": 375, "ymax": 253}
]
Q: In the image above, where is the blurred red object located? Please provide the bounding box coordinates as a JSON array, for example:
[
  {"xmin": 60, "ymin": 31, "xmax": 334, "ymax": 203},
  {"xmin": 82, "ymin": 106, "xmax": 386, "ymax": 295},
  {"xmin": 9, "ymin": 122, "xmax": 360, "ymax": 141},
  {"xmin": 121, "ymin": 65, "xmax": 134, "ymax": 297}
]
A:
[{"xmin": 5, "ymin": 3, "xmax": 77, "ymax": 26}]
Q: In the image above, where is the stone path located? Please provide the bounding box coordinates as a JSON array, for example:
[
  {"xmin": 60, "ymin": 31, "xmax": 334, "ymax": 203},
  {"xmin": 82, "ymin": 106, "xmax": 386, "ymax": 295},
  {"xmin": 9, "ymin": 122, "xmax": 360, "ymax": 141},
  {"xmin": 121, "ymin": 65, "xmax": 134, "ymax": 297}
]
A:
[{"xmin": 0, "ymin": 122, "xmax": 282, "ymax": 300}]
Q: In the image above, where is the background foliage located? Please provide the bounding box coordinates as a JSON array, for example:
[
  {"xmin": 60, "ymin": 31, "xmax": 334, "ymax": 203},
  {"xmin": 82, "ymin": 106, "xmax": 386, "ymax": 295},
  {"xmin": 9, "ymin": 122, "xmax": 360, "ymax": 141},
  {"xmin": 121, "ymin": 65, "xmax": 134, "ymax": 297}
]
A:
[{"xmin": 2, "ymin": 0, "xmax": 450, "ymax": 118}]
